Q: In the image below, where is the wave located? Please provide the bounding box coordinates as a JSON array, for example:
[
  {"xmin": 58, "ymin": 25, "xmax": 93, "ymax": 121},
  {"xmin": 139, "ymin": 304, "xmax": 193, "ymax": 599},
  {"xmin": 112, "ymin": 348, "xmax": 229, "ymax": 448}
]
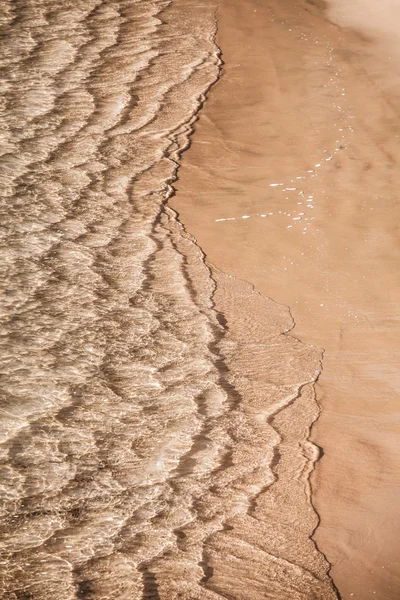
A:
[{"xmin": 0, "ymin": 1, "xmax": 338, "ymax": 598}]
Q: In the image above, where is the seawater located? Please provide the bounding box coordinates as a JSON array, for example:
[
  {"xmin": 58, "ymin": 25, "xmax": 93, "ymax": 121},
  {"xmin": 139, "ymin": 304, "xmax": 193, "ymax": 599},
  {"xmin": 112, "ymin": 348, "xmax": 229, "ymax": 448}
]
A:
[{"xmin": 0, "ymin": 1, "xmax": 338, "ymax": 598}]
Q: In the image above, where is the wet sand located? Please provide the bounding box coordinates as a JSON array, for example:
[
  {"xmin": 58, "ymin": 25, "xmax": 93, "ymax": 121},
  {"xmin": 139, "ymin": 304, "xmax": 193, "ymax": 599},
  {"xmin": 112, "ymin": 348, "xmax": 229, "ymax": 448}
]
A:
[
  {"xmin": 1, "ymin": 0, "xmax": 398, "ymax": 597},
  {"xmin": 0, "ymin": 1, "xmax": 337, "ymax": 597},
  {"xmin": 172, "ymin": 0, "xmax": 400, "ymax": 598}
]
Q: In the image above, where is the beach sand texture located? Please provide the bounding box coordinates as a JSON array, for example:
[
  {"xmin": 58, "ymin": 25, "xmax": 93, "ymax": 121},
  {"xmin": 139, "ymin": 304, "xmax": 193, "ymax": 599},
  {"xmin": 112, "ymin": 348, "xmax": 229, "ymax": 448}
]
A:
[
  {"xmin": 173, "ymin": 0, "xmax": 400, "ymax": 598},
  {"xmin": 1, "ymin": 0, "xmax": 399, "ymax": 599},
  {"xmin": 0, "ymin": 0, "xmax": 336, "ymax": 597}
]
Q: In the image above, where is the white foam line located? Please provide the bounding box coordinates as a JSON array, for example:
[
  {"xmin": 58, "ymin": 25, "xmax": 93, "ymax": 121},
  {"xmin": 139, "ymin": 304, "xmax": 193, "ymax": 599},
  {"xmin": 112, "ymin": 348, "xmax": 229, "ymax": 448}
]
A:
[
  {"xmin": 270, "ymin": 183, "xmax": 284, "ymax": 187},
  {"xmin": 215, "ymin": 217, "xmax": 236, "ymax": 222}
]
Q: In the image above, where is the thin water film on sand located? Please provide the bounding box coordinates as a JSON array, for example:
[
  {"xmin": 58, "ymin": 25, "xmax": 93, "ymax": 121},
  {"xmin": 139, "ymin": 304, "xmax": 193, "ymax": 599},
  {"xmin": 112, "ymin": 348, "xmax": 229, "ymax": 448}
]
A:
[{"xmin": 0, "ymin": 1, "xmax": 338, "ymax": 598}]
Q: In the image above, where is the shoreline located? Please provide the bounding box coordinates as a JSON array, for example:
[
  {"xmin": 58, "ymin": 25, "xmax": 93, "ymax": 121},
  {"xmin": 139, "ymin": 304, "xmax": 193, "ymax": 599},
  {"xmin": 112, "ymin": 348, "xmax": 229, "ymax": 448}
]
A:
[
  {"xmin": 172, "ymin": 0, "xmax": 400, "ymax": 598},
  {"xmin": 1, "ymin": 0, "xmax": 399, "ymax": 597}
]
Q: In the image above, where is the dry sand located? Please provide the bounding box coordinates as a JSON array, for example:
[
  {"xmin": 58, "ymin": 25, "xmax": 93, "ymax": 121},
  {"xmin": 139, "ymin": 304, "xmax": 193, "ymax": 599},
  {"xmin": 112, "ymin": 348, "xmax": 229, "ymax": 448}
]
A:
[{"xmin": 172, "ymin": 0, "xmax": 400, "ymax": 598}]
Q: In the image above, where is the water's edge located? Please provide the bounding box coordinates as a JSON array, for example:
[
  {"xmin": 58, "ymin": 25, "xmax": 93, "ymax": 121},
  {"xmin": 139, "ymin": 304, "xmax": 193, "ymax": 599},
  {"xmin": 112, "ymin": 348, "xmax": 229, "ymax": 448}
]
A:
[{"xmin": 0, "ymin": 1, "xmax": 337, "ymax": 597}]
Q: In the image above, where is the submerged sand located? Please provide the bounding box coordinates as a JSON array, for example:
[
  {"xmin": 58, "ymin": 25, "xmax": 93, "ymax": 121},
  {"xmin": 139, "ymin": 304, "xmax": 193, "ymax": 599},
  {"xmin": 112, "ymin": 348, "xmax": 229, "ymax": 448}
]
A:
[
  {"xmin": 1, "ymin": 0, "xmax": 398, "ymax": 598},
  {"xmin": 172, "ymin": 0, "xmax": 400, "ymax": 598},
  {"xmin": 0, "ymin": 0, "xmax": 337, "ymax": 598}
]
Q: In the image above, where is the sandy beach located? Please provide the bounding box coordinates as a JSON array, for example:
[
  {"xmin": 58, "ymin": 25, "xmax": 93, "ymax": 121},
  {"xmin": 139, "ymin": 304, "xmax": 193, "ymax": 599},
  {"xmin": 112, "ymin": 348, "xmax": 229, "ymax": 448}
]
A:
[
  {"xmin": 173, "ymin": 0, "xmax": 400, "ymax": 598},
  {"xmin": 1, "ymin": 0, "xmax": 399, "ymax": 598}
]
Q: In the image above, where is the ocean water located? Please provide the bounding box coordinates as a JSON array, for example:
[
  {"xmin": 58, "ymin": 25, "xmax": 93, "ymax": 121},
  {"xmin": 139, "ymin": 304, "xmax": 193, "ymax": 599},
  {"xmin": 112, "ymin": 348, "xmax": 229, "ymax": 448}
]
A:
[{"xmin": 0, "ymin": 1, "xmax": 338, "ymax": 598}]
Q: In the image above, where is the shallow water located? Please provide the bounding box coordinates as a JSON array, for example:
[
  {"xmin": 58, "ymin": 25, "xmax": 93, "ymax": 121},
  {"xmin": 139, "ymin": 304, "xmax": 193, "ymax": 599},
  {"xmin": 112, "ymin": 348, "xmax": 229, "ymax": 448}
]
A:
[
  {"xmin": 0, "ymin": 1, "xmax": 337, "ymax": 598},
  {"xmin": 173, "ymin": 0, "xmax": 400, "ymax": 598}
]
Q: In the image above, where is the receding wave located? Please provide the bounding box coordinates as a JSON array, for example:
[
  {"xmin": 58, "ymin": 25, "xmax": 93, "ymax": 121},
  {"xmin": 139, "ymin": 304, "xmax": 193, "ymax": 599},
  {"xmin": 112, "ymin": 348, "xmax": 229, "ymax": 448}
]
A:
[{"xmin": 0, "ymin": 1, "xmax": 337, "ymax": 598}]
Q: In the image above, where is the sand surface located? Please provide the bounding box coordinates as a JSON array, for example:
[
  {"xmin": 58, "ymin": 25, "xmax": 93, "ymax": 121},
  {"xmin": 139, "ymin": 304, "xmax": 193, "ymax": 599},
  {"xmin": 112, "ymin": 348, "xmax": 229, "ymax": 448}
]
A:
[
  {"xmin": 1, "ymin": 0, "xmax": 398, "ymax": 597},
  {"xmin": 172, "ymin": 1, "xmax": 400, "ymax": 598},
  {"xmin": 0, "ymin": 1, "xmax": 338, "ymax": 597}
]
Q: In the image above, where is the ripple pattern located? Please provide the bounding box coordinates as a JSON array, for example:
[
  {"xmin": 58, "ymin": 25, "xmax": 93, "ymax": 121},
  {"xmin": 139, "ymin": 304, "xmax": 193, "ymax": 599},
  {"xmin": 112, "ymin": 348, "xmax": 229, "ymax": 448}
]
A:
[{"xmin": 0, "ymin": 1, "xmax": 338, "ymax": 598}]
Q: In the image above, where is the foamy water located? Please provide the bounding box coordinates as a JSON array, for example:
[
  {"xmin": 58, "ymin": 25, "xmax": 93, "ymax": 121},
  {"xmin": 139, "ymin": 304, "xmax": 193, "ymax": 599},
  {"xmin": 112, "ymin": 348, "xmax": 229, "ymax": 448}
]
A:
[{"xmin": 0, "ymin": 1, "xmax": 338, "ymax": 598}]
